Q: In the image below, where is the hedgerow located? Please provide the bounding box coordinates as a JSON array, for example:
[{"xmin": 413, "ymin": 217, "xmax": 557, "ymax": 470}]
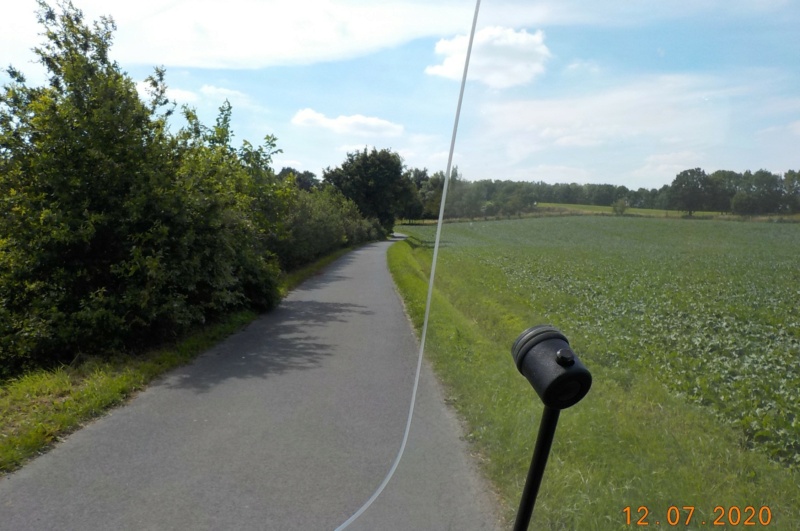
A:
[{"xmin": 0, "ymin": 1, "xmax": 380, "ymax": 378}]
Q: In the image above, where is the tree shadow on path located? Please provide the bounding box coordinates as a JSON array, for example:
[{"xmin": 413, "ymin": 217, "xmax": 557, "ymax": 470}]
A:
[{"xmin": 164, "ymin": 300, "xmax": 373, "ymax": 393}]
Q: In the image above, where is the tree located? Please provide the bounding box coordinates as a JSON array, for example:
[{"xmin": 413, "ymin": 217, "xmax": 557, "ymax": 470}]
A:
[
  {"xmin": 588, "ymin": 184, "xmax": 616, "ymax": 206},
  {"xmin": 396, "ymin": 176, "xmax": 424, "ymax": 221},
  {"xmin": 708, "ymin": 170, "xmax": 741, "ymax": 212},
  {"xmin": 731, "ymin": 191, "xmax": 760, "ymax": 216},
  {"xmin": 278, "ymin": 166, "xmax": 318, "ymax": 191},
  {"xmin": 405, "ymin": 167, "xmax": 430, "ymax": 190},
  {"xmin": 670, "ymin": 168, "xmax": 710, "ymax": 216},
  {"xmin": 730, "ymin": 170, "xmax": 784, "ymax": 215},
  {"xmin": 323, "ymin": 147, "xmax": 405, "ymax": 232},
  {"xmin": 750, "ymin": 169, "xmax": 783, "ymax": 214},
  {"xmin": 0, "ymin": 1, "xmax": 283, "ymax": 374},
  {"xmin": 0, "ymin": 0, "xmax": 174, "ymax": 367},
  {"xmin": 783, "ymin": 170, "xmax": 800, "ymax": 213},
  {"xmin": 420, "ymin": 171, "xmax": 445, "ymax": 218},
  {"xmin": 551, "ymin": 182, "xmax": 586, "ymax": 205}
]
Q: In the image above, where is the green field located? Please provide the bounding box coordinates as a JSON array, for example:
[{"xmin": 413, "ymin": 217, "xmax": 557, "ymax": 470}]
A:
[{"xmin": 390, "ymin": 216, "xmax": 800, "ymax": 529}]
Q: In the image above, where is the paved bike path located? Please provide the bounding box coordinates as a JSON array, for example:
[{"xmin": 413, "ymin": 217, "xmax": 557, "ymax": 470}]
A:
[{"xmin": 0, "ymin": 239, "xmax": 501, "ymax": 530}]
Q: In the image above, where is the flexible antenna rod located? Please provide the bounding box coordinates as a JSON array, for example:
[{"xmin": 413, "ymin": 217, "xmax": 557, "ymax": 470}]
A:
[{"xmin": 334, "ymin": 1, "xmax": 482, "ymax": 528}]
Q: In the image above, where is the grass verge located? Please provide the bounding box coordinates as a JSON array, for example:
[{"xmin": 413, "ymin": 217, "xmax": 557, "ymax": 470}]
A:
[
  {"xmin": 0, "ymin": 246, "xmax": 358, "ymax": 475},
  {"xmin": 388, "ymin": 233, "xmax": 800, "ymax": 529}
]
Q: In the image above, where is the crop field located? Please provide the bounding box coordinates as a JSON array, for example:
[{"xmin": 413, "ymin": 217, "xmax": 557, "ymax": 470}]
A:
[{"xmin": 389, "ymin": 216, "xmax": 800, "ymax": 529}]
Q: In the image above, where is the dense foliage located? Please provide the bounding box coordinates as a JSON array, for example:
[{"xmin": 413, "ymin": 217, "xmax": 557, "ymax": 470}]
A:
[
  {"xmin": 267, "ymin": 186, "xmax": 385, "ymax": 271},
  {"xmin": 0, "ymin": 1, "xmax": 381, "ymax": 378},
  {"xmin": 323, "ymin": 147, "xmax": 409, "ymax": 233}
]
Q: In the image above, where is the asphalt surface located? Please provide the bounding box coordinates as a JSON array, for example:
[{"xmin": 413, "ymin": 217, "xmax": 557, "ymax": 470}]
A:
[{"xmin": 0, "ymin": 238, "xmax": 501, "ymax": 530}]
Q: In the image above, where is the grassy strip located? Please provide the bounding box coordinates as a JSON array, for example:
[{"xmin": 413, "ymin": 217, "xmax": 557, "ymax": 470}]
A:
[
  {"xmin": 0, "ymin": 247, "xmax": 356, "ymax": 475},
  {"xmin": 388, "ymin": 236, "xmax": 800, "ymax": 529}
]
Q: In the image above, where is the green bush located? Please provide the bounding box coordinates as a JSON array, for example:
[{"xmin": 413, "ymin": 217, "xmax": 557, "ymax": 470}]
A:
[
  {"xmin": 0, "ymin": 2, "xmax": 282, "ymax": 377},
  {"xmin": 611, "ymin": 198, "xmax": 628, "ymax": 215},
  {"xmin": 271, "ymin": 185, "xmax": 385, "ymax": 270}
]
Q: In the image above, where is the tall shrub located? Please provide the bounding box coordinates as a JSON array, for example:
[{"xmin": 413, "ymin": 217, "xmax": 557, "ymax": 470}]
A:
[
  {"xmin": 0, "ymin": 1, "xmax": 282, "ymax": 376},
  {"xmin": 271, "ymin": 185, "xmax": 384, "ymax": 271}
]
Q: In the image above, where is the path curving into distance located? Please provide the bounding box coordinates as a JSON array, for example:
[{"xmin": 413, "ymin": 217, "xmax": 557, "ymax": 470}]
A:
[{"xmin": 0, "ymin": 238, "xmax": 501, "ymax": 530}]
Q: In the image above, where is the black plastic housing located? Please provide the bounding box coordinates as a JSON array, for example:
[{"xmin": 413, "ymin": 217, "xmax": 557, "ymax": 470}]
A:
[{"xmin": 511, "ymin": 325, "xmax": 592, "ymax": 409}]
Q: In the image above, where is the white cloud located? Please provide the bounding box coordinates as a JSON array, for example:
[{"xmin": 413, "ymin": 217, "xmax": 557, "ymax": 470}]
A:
[
  {"xmin": 4, "ymin": 0, "xmax": 476, "ymax": 70},
  {"xmin": 565, "ymin": 60, "xmax": 600, "ymax": 74},
  {"xmin": 426, "ymin": 27, "xmax": 551, "ymax": 89},
  {"xmin": 134, "ymin": 82, "xmax": 261, "ymax": 109},
  {"xmin": 630, "ymin": 151, "xmax": 705, "ymax": 186},
  {"xmin": 200, "ymin": 85, "xmax": 247, "ymax": 100},
  {"xmin": 479, "ymin": 0, "xmax": 796, "ymax": 26},
  {"xmin": 167, "ymin": 88, "xmax": 200, "ymax": 105},
  {"xmin": 527, "ymin": 164, "xmax": 593, "ymax": 183},
  {"xmin": 197, "ymin": 85, "xmax": 267, "ymax": 112},
  {"xmin": 756, "ymin": 119, "xmax": 800, "ymax": 137},
  {"xmin": 135, "ymin": 81, "xmax": 199, "ymax": 105},
  {"xmin": 337, "ymin": 144, "xmax": 377, "ymax": 154},
  {"xmin": 274, "ymin": 158, "xmax": 304, "ymax": 167},
  {"xmin": 481, "ymin": 74, "xmax": 736, "ymax": 163},
  {"xmin": 292, "ymin": 109, "xmax": 404, "ymax": 137},
  {"xmin": 4, "ymin": 0, "xmax": 796, "ymax": 70},
  {"xmin": 167, "ymin": 88, "xmax": 201, "ymax": 104}
]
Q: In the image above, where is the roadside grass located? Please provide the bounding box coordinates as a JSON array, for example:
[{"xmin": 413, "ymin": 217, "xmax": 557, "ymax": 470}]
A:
[
  {"xmin": 389, "ymin": 219, "xmax": 800, "ymax": 529},
  {"xmin": 0, "ymin": 246, "xmax": 358, "ymax": 475}
]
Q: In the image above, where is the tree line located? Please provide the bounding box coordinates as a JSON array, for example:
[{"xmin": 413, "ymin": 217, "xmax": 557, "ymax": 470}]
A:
[
  {"xmin": 378, "ymin": 166, "xmax": 799, "ymax": 221},
  {"xmin": 0, "ymin": 1, "xmax": 384, "ymax": 377},
  {"xmin": 315, "ymin": 161, "xmax": 800, "ymax": 225}
]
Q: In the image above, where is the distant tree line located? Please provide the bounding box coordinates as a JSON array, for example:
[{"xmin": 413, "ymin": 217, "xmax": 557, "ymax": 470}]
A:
[
  {"xmin": 0, "ymin": 2, "xmax": 383, "ymax": 377},
  {"xmin": 669, "ymin": 168, "xmax": 799, "ymax": 216},
  {"xmin": 390, "ymin": 167, "xmax": 800, "ymax": 221}
]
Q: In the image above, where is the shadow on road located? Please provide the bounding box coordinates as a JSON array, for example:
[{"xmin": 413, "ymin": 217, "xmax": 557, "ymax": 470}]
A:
[
  {"xmin": 290, "ymin": 239, "xmax": 399, "ymax": 293},
  {"xmin": 289, "ymin": 252, "xmax": 358, "ymax": 293},
  {"xmin": 165, "ymin": 299, "xmax": 373, "ymax": 393}
]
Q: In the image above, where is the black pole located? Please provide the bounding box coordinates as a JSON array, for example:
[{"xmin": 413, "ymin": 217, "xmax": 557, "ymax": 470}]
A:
[{"xmin": 512, "ymin": 406, "xmax": 561, "ymax": 531}]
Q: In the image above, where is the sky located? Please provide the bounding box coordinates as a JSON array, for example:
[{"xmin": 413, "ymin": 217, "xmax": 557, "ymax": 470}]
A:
[{"xmin": 2, "ymin": 0, "xmax": 799, "ymax": 190}]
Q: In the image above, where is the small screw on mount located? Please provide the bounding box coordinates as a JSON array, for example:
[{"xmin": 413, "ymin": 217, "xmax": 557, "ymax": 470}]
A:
[{"xmin": 556, "ymin": 348, "xmax": 575, "ymax": 367}]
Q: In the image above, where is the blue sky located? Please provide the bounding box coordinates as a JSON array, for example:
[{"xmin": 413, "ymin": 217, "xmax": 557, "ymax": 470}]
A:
[{"xmin": 3, "ymin": 0, "xmax": 799, "ymax": 189}]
